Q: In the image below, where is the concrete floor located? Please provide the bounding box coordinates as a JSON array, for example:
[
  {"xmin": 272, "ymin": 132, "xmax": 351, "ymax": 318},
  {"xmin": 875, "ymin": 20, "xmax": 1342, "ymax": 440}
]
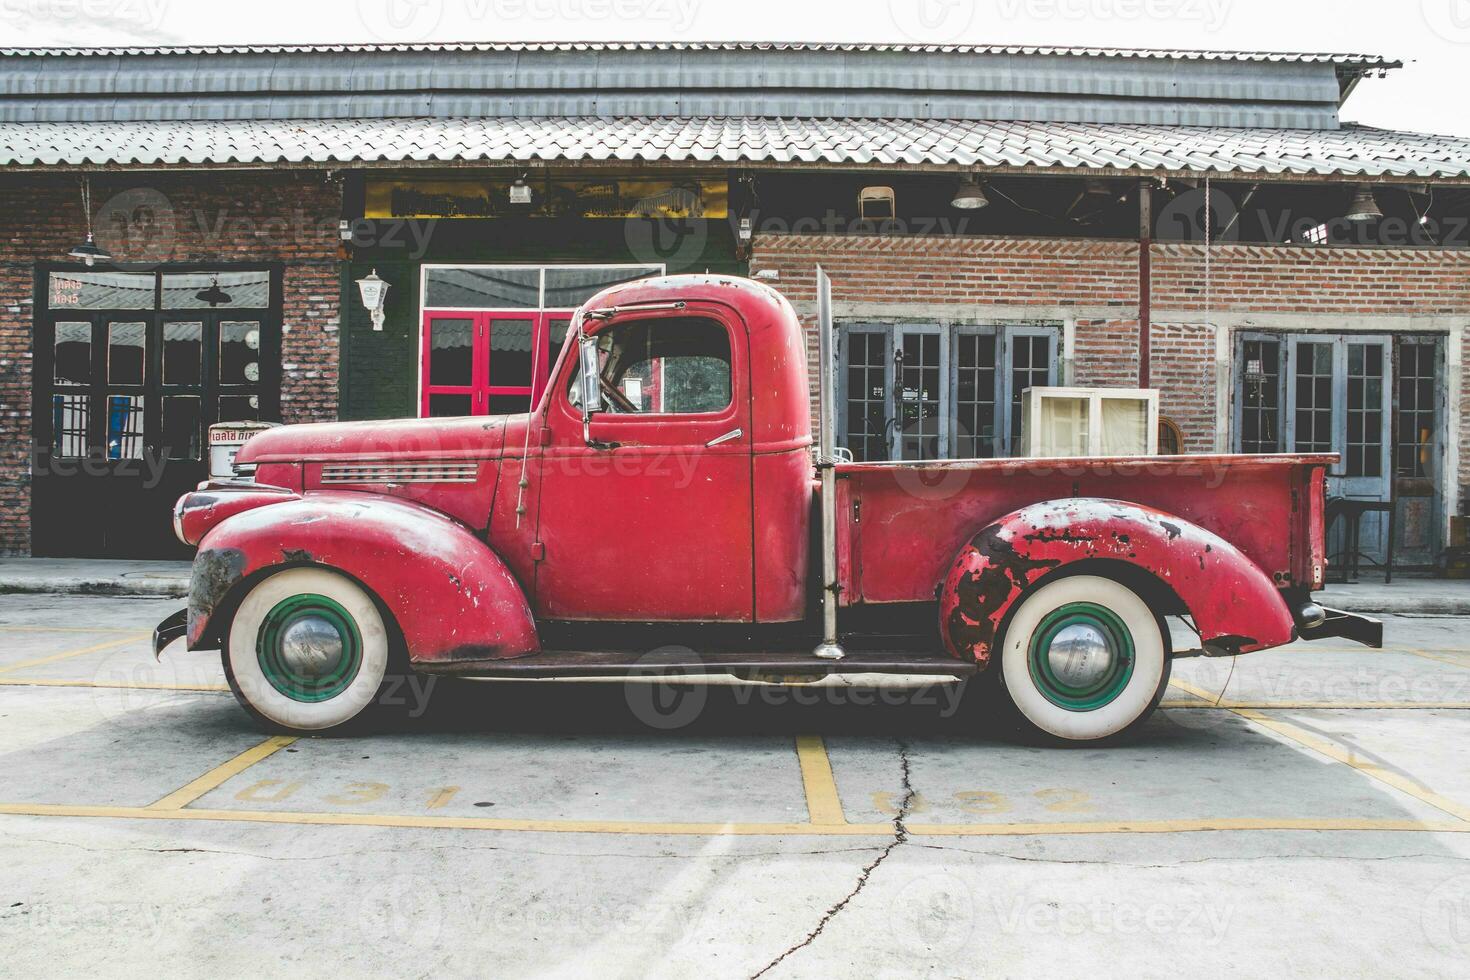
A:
[{"xmin": 1, "ymin": 596, "xmax": 1469, "ymax": 977}]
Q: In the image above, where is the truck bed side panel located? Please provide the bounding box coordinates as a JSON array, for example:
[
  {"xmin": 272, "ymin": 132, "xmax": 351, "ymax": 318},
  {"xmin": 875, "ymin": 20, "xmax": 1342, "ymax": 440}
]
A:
[{"xmin": 839, "ymin": 455, "xmax": 1331, "ymax": 605}]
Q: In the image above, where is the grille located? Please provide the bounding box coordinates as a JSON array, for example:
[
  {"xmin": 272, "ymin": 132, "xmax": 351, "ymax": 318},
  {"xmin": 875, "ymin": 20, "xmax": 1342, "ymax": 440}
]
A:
[{"xmin": 320, "ymin": 461, "xmax": 479, "ymax": 485}]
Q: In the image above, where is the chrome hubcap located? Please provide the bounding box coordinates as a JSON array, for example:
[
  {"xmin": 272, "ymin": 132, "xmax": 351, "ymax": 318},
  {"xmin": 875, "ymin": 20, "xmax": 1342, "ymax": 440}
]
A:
[
  {"xmin": 1047, "ymin": 623, "xmax": 1115, "ymax": 689},
  {"xmin": 278, "ymin": 615, "xmax": 346, "ymax": 678}
]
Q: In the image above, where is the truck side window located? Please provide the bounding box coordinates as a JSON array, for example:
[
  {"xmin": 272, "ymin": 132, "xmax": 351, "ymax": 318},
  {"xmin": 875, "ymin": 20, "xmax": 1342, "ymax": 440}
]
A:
[{"xmin": 569, "ymin": 316, "xmax": 732, "ymax": 415}]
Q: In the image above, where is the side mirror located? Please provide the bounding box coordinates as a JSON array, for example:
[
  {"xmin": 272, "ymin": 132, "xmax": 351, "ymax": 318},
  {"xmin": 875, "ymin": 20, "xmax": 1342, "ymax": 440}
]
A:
[{"xmin": 577, "ymin": 335, "xmax": 604, "ymax": 439}]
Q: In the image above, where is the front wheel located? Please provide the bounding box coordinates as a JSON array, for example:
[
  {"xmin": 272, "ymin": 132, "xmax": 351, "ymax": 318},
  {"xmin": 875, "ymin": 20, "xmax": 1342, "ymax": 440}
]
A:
[
  {"xmin": 996, "ymin": 575, "xmax": 1170, "ymax": 743},
  {"xmin": 224, "ymin": 567, "xmax": 393, "ymax": 733}
]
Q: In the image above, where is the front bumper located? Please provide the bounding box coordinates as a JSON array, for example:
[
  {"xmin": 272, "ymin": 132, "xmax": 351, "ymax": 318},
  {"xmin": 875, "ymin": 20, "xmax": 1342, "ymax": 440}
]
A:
[
  {"xmin": 1298, "ymin": 607, "xmax": 1383, "ymax": 648},
  {"xmin": 153, "ymin": 608, "xmax": 187, "ymax": 658}
]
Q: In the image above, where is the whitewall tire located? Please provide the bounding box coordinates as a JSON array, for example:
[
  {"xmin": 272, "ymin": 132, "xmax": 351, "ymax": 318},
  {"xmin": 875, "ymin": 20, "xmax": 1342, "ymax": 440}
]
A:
[
  {"xmin": 997, "ymin": 575, "xmax": 1169, "ymax": 742},
  {"xmin": 225, "ymin": 567, "xmax": 392, "ymax": 733}
]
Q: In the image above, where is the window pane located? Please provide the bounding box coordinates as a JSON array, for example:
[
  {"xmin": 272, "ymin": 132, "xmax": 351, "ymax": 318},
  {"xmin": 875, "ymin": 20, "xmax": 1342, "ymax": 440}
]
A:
[
  {"xmin": 162, "ymin": 396, "xmax": 202, "ymax": 460},
  {"xmin": 219, "ymin": 321, "xmax": 262, "ymax": 385},
  {"xmin": 219, "ymin": 395, "xmax": 259, "ymax": 423},
  {"xmin": 488, "ymin": 395, "xmax": 532, "ymax": 415},
  {"xmin": 54, "ymin": 321, "xmax": 91, "ymax": 386},
  {"xmin": 428, "ymin": 318, "xmax": 474, "ymax": 387},
  {"xmin": 487, "ymin": 319, "xmax": 534, "ymax": 388},
  {"xmin": 163, "ymin": 321, "xmax": 203, "ymax": 385},
  {"xmin": 425, "ymin": 267, "xmax": 539, "ymax": 308},
  {"xmin": 107, "ymin": 321, "xmax": 146, "ymax": 385},
  {"xmin": 161, "ymin": 271, "xmax": 271, "ymax": 309},
  {"xmin": 51, "ymin": 394, "xmax": 88, "ymax": 457},
  {"xmin": 428, "ymin": 393, "xmax": 473, "ymax": 417},
  {"xmin": 48, "ymin": 271, "xmax": 154, "ymax": 310},
  {"xmin": 571, "ymin": 317, "xmax": 731, "ymax": 415},
  {"xmin": 106, "ymin": 394, "xmax": 144, "ymax": 460},
  {"xmin": 546, "ymin": 317, "xmax": 573, "ymax": 375},
  {"xmin": 544, "ymin": 266, "xmax": 660, "ymax": 309}
]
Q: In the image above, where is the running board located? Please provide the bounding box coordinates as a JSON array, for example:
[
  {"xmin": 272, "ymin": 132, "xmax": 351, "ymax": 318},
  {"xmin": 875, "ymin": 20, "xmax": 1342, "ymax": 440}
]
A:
[{"xmin": 416, "ymin": 649, "xmax": 979, "ymax": 679}]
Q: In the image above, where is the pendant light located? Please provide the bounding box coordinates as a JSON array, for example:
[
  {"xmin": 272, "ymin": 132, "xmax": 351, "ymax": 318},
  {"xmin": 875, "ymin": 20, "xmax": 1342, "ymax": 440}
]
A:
[{"xmin": 67, "ymin": 176, "xmax": 113, "ymax": 267}]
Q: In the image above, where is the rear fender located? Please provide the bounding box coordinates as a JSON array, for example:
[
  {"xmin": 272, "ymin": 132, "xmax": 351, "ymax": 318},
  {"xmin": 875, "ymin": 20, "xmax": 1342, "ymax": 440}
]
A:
[
  {"xmin": 939, "ymin": 498, "xmax": 1295, "ymax": 667},
  {"xmin": 188, "ymin": 493, "xmax": 538, "ymax": 666}
]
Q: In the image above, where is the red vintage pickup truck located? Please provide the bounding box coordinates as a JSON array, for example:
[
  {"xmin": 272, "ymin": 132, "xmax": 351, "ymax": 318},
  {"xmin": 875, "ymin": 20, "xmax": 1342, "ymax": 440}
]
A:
[{"xmin": 156, "ymin": 273, "xmax": 1379, "ymax": 742}]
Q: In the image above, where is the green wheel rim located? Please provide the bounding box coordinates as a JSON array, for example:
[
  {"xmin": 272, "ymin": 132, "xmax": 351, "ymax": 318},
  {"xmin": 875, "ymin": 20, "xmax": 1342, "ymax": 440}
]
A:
[
  {"xmin": 1026, "ymin": 601, "xmax": 1135, "ymax": 712},
  {"xmin": 256, "ymin": 594, "xmax": 362, "ymax": 703}
]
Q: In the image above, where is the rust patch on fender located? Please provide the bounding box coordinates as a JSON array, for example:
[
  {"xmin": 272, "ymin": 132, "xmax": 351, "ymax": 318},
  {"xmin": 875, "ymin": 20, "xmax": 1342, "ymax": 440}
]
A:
[
  {"xmin": 187, "ymin": 547, "xmax": 246, "ymax": 642},
  {"xmin": 945, "ymin": 524, "xmax": 1061, "ymax": 665}
]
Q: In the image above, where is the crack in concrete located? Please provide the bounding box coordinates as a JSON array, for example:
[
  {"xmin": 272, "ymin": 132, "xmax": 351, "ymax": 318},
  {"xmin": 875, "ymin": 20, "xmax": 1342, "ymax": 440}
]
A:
[{"xmin": 750, "ymin": 737, "xmax": 915, "ymax": 980}]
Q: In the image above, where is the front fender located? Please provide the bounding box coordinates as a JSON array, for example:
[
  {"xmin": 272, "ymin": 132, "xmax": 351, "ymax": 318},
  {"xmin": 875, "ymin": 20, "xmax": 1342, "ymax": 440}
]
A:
[
  {"xmin": 939, "ymin": 498, "xmax": 1295, "ymax": 667},
  {"xmin": 188, "ymin": 493, "xmax": 538, "ymax": 666}
]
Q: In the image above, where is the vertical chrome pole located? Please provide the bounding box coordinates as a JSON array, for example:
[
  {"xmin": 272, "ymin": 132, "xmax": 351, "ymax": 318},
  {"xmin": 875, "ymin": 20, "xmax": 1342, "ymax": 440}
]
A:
[{"xmin": 814, "ymin": 266, "xmax": 846, "ymax": 662}]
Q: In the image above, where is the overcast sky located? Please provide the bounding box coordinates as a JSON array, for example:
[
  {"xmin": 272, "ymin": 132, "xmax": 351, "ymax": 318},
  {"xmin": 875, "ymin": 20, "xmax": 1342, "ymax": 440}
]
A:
[{"xmin": 4, "ymin": 0, "xmax": 1467, "ymax": 136}]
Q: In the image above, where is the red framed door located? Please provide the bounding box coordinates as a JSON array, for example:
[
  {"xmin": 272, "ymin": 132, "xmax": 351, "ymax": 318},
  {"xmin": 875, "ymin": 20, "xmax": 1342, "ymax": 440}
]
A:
[{"xmin": 423, "ymin": 311, "xmax": 571, "ymax": 417}]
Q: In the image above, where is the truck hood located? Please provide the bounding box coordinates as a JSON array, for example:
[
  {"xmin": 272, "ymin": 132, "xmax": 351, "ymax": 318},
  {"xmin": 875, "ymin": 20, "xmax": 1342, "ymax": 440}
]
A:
[{"xmin": 238, "ymin": 415, "xmax": 511, "ymax": 464}]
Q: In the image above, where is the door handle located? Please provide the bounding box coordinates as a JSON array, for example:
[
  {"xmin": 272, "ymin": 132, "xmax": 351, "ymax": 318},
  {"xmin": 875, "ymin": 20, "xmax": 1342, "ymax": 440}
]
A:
[{"xmin": 706, "ymin": 428, "xmax": 743, "ymax": 448}]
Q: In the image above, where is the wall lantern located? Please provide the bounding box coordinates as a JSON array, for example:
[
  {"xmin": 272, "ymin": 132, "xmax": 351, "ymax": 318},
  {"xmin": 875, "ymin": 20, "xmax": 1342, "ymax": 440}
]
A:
[
  {"xmin": 509, "ymin": 176, "xmax": 534, "ymax": 206},
  {"xmin": 951, "ymin": 176, "xmax": 990, "ymax": 210},
  {"xmin": 1346, "ymin": 185, "xmax": 1383, "ymax": 222},
  {"xmin": 67, "ymin": 176, "xmax": 112, "ymax": 268},
  {"xmin": 356, "ymin": 268, "xmax": 390, "ymax": 331}
]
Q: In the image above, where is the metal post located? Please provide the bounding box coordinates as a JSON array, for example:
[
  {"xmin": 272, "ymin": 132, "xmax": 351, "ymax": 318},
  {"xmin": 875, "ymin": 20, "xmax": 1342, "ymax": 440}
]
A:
[{"xmin": 813, "ymin": 266, "xmax": 846, "ymax": 662}]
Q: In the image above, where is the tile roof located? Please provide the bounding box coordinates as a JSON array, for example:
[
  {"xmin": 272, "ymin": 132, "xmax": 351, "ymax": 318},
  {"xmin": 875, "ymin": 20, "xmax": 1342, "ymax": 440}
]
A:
[
  {"xmin": 3, "ymin": 117, "xmax": 1467, "ymax": 178},
  {"xmin": 0, "ymin": 41, "xmax": 1400, "ymax": 69}
]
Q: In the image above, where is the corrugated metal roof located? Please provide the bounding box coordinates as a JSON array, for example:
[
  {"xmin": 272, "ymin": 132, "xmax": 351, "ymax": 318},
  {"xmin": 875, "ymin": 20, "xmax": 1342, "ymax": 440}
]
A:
[
  {"xmin": 2, "ymin": 117, "xmax": 1465, "ymax": 178},
  {"xmin": 0, "ymin": 41, "xmax": 1401, "ymax": 69}
]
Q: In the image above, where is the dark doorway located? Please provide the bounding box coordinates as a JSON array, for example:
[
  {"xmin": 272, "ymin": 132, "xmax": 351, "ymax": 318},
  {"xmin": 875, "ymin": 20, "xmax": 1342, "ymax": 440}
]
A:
[{"xmin": 32, "ymin": 266, "xmax": 282, "ymax": 558}]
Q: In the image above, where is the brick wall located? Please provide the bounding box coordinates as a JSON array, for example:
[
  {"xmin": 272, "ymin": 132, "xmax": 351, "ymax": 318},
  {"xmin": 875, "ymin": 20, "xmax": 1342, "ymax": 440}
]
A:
[
  {"xmin": 755, "ymin": 233, "xmax": 1470, "ymax": 497},
  {"xmin": 0, "ymin": 172, "xmax": 341, "ymax": 554}
]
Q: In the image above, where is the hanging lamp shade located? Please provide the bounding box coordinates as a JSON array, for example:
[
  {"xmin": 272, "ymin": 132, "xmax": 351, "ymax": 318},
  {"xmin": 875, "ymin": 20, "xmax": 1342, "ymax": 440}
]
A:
[
  {"xmin": 67, "ymin": 232, "xmax": 111, "ymax": 268},
  {"xmin": 1346, "ymin": 186, "xmax": 1383, "ymax": 222},
  {"xmin": 951, "ymin": 179, "xmax": 990, "ymax": 210}
]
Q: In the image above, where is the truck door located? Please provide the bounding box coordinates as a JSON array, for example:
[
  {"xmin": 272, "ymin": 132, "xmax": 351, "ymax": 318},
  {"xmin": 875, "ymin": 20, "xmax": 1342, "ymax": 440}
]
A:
[{"xmin": 533, "ymin": 306, "xmax": 755, "ymax": 621}]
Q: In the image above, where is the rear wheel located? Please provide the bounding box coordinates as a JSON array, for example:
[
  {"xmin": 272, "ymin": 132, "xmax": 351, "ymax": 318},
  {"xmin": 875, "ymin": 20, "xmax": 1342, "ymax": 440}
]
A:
[
  {"xmin": 224, "ymin": 567, "xmax": 392, "ymax": 733},
  {"xmin": 996, "ymin": 575, "xmax": 1170, "ymax": 743}
]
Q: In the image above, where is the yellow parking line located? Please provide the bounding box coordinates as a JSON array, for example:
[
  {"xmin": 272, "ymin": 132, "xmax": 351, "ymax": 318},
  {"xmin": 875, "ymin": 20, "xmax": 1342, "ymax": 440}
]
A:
[
  {"xmin": 0, "ymin": 678, "xmax": 230, "ymax": 693},
  {"xmin": 1404, "ymin": 650, "xmax": 1470, "ymax": 670},
  {"xmin": 0, "ymin": 803, "xmax": 1463, "ymax": 837},
  {"xmin": 1232, "ymin": 709, "xmax": 1470, "ymax": 824},
  {"xmin": 794, "ymin": 735, "xmax": 847, "ymax": 826},
  {"xmin": 1170, "ymin": 678, "xmax": 1228, "ymax": 703},
  {"xmin": 147, "ymin": 736, "xmax": 298, "ymax": 811},
  {"xmin": 0, "ymin": 634, "xmax": 148, "ymax": 675},
  {"xmin": 1161, "ymin": 698, "xmax": 1470, "ymax": 711},
  {"xmin": 0, "ymin": 626, "xmax": 157, "ymax": 635},
  {"xmin": 1170, "ymin": 678, "xmax": 1470, "ymax": 822}
]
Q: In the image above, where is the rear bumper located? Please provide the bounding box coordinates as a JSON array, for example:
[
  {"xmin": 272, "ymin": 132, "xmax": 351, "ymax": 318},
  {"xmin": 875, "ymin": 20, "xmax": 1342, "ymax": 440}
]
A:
[{"xmin": 1298, "ymin": 607, "xmax": 1383, "ymax": 649}]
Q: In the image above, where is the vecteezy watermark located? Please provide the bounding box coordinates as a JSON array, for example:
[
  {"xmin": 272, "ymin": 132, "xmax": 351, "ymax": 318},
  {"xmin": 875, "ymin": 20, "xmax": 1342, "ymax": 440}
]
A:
[
  {"xmin": 888, "ymin": 0, "xmax": 977, "ymax": 42},
  {"xmin": 94, "ymin": 187, "xmax": 178, "ymax": 270},
  {"xmin": 1422, "ymin": 0, "xmax": 1470, "ymax": 44},
  {"xmin": 623, "ymin": 647, "xmax": 711, "ymax": 731},
  {"xmin": 888, "ymin": 873, "xmax": 977, "ymax": 956},
  {"xmin": 992, "ymin": 892, "xmax": 1236, "ymax": 944},
  {"xmin": 356, "ymin": 0, "xmax": 445, "ymax": 41},
  {"xmin": 1423, "ymin": 873, "xmax": 1470, "ymax": 955},
  {"xmin": 358, "ymin": 874, "xmax": 444, "ymax": 956},
  {"xmin": 0, "ymin": 0, "xmax": 170, "ymax": 31},
  {"xmin": 357, "ymin": 0, "xmax": 700, "ymax": 42},
  {"xmin": 992, "ymin": 0, "xmax": 1231, "ymax": 30}
]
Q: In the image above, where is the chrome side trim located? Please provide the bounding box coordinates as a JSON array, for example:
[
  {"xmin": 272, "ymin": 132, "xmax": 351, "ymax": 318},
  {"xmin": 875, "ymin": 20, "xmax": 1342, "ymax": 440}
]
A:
[{"xmin": 320, "ymin": 462, "xmax": 479, "ymax": 485}]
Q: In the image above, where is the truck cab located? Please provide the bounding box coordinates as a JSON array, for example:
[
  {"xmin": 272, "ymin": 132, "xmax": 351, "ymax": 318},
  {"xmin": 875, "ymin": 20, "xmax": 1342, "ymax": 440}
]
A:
[{"xmin": 159, "ymin": 274, "xmax": 1379, "ymax": 742}]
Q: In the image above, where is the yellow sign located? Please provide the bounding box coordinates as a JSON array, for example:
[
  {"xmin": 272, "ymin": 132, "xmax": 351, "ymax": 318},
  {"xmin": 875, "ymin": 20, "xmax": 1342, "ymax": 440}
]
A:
[{"xmin": 365, "ymin": 177, "xmax": 728, "ymax": 219}]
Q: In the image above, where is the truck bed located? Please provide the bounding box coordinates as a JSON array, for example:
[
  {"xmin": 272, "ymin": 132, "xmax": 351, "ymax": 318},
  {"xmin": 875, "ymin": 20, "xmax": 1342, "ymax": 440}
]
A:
[{"xmin": 834, "ymin": 453, "xmax": 1333, "ymax": 606}]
